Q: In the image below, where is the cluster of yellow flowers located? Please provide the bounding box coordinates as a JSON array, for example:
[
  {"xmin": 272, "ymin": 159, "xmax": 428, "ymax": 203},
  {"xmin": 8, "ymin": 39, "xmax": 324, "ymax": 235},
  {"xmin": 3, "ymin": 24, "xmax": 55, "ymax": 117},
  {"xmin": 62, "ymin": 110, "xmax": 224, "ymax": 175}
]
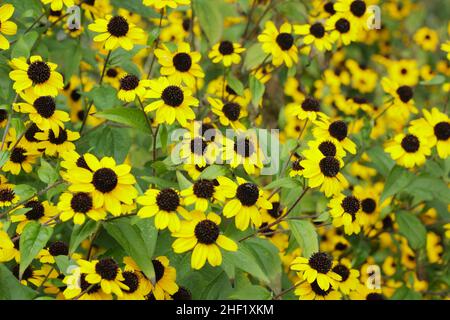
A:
[{"xmin": 0, "ymin": 0, "xmax": 449, "ymax": 301}]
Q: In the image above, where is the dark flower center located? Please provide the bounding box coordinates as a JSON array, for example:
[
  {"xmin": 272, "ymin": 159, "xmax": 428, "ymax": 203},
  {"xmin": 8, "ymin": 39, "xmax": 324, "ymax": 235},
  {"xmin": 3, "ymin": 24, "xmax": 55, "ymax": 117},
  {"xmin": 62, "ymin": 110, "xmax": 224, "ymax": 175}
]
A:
[
  {"xmin": 120, "ymin": 75, "xmax": 139, "ymax": 91},
  {"xmin": 335, "ymin": 18, "xmax": 350, "ymax": 33},
  {"xmin": 95, "ymin": 258, "xmax": 119, "ymax": 280},
  {"xmin": 156, "ymin": 188, "xmax": 180, "ymax": 212},
  {"xmin": 361, "ymin": 198, "xmax": 376, "ymax": 214},
  {"xmin": 332, "ymin": 264, "xmax": 350, "ymax": 282},
  {"xmin": 366, "ymin": 293, "xmax": 384, "ymax": 300},
  {"xmin": 310, "ymin": 23, "xmax": 325, "ymax": 38},
  {"xmin": 71, "ymin": 192, "xmax": 93, "ymax": 213},
  {"xmin": 10, "ymin": 147, "xmax": 27, "ymax": 163},
  {"xmin": 341, "ymin": 196, "xmax": 360, "ymax": 215},
  {"xmin": 350, "ymin": 0, "xmax": 366, "ymax": 17},
  {"xmin": 236, "ymin": 183, "xmax": 259, "ymax": 206},
  {"xmin": 309, "ymin": 252, "xmax": 332, "ymax": 273},
  {"xmin": 353, "ymin": 96, "xmax": 367, "ymax": 104},
  {"xmin": 335, "ymin": 242, "xmax": 348, "ymax": 251},
  {"xmin": 182, "ymin": 19, "xmax": 190, "ymax": 32},
  {"xmin": 0, "ymin": 188, "xmax": 15, "ymax": 202},
  {"xmin": 301, "ymin": 97, "xmax": 320, "ymax": 112},
  {"xmin": 33, "ymin": 96, "xmax": 56, "ymax": 118},
  {"xmin": 225, "ymin": 85, "xmax": 237, "ymax": 96},
  {"xmin": 14, "ymin": 265, "xmax": 34, "ymax": 281},
  {"xmin": 195, "ymin": 219, "xmax": 220, "ymax": 244},
  {"xmin": 434, "ymin": 121, "xmax": 450, "ymax": 141},
  {"xmin": 190, "ymin": 137, "xmax": 208, "ymax": 155},
  {"xmin": 152, "ymin": 259, "xmax": 165, "ymax": 282},
  {"xmin": 172, "ymin": 286, "xmax": 192, "ymax": 300},
  {"xmin": 173, "ymin": 53, "xmax": 192, "ymax": 72},
  {"xmin": 401, "ymin": 134, "xmax": 420, "ymax": 153},
  {"xmin": 107, "ymin": 16, "xmax": 129, "ymax": 37},
  {"xmin": 396, "ymin": 85, "xmax": 413, "ymax": 103},
  {"xmin": 267, "ymin": 202, "xmax": 282, "ymax": 218},
  {"xmin": 49, "ymin": 241, "xmax": 69, "ymax": 256},
  {"xmin": 324, "ymin": 2, "xmax": 336, "ymax": 14},
  {"xmin": 222, "ymin": 102, "xmax": 241, "ymax": 121},
  {"xmin": 234, "ymin": 138, "xmax": 255, "ymax": 157},
  {"xmin": 161, "ymin": 85, "xmax": 184, "ymax": 107},
  {"xmin": 80, "ymin": 274, "xmax": 101, "ymax": 293},
  {"xmin": 276, "ymin": 32, "xmax": 294, "ymax": 50},
  {"xmin": 292, "ymin": 159, "xmax": 304, "ymax": 171},
  {"xmin": 27, "ymin": 61, "xmax": 51, "ymax": 84},
  {"xmin": 218, "ymin": 41, "xmax": 234, "ymax": 55},
  {"xmin": 382, "ymin": 216, "xmax": 393, "ymax": 230},
  {"xmin": 92, "ymin": 168, "xmax": 118, "ymax": 193},
  {"xmin": 106, "ymin": 68, "xmax": 118, "ymax": 78},
  {"xmin": 24, "ymin": 200, "xmax": 45, "ymax": 220},
  {"xmin": 48, "ymin": 129, "xmax": 68, "ymax": 145},
  {"xmin": 310, "ymin": 280, "xmax": 331, "ymax": 296},
  {"xmin": 318, "ymin": 141, "xmax": 337, "ymax": 157},
  {"xmin": 0, "ymin": 109, "xmax": 7, "ymax": 122},
  {"xmin": 76, "ymin": 156, "xmax": 91, "ymax": 170},
  {"xmin": 49, "ymin": 9, "xmax": 62, "ymax": 17},
  {"xmin": 193, "ymin": 179, "xmax": 215, "ymax": 199},
  {"xmin": 122, "ymin": 271, "xmax": 139, "ymax": 293},
  {"xmin": 319, "ymin": 156, "xmax": 340, "ymax": 177},
  {"xmin": 328, "ymin": 120, "xmax": 348, "ymax": 141},
  {"xmin": 77, "ymin": 110, "xmax": 84, "ymax": 121}
]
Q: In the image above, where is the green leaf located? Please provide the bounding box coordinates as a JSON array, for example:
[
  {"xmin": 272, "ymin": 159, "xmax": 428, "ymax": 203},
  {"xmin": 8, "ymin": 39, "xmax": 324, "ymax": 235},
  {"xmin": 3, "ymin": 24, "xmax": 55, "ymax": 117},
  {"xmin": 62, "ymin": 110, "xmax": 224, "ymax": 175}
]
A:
[
  {"xmin": 223, "ymin": 243, "xmax": 270, "ymax": 284},
  {"xmin": 69, "ymin": 220, "xmax": 98, "ymax": 254},
  {"xmin": 249, "ymin": 76, "xmax": 265, "ymax": 106},
  {"xmin": 264, "ymin": 177, "xmax": 302, "ymax": 190},
  {"xmin": 405, "ymin": 174, "xmax": 450, "ymax": 203},
  {"xmin": 63, "ymin": 44, "xmax": 82, "ymax": 85},
  {"xmin": 288, "ymin": 220, "xmax": 319, "ymax": 258},
  {"xmin": 244, "ymin": 43, "xmax": 267, "ymax": 70},
  {"xmin": 19, "ymin": 221, "xmax": 53, "ymax": 278},
  {"xmin": 11, "ymin": 31, "xmax": 39, "ymax": 58},
  {"xmin": 176, "ymin": 171, "xmax": 192, "ymax": 190},
  {"xmin": 104, "ymin": 219, "xmax": 157, "ymax": 283},
  {"xmin": 0, "ymin": 264, "xmax": 37, "ymax": 299},
  {"xmin": 193, "ymin": 0, "xmax": 223, "ymax": 44},
  {"xmin": 0, "ymin": 150, "xmax": 9, "ymax": 167},
  {"xmin": 419, "ymin": 75, "xmax": 445, "ymax": 86},
  {"xmin": 84, "ymin": 86, "xmax": 120, "ymax": 110},
  {"xmin": 391, "ymin": 286, "xmax": 422, "ymax": 300},
  {"xmin": 141, "ymin": 176, "xmax": 178, "ymax": 189},
  {"xmin": 366, "ymin": 145, "xmax": 395, "ymax": 177},
  {"xmin": 228, "ymin": 285, "xmax": 272, "ymax": 300},
  {"xmin": 95, "ymin": 107, "xmax": 151, "ymax": 133},
  {"xmin": 198, "ymin": 165, "xmax": 228, "ymax": 180},
  {"xmin": 37, "ymin": 159, "xmax": 59, "ymax": 184},
  {"xmin": 91, "ymin": 126, "xmax": 130, "ymax": 163},
  {"xmin": 54, "ymin": 255, "xmax": 75, "ymax": 276},
  {"xmin": 226, "ymin": 74, "xmax": 245, "ymax": 96},
  {"xmin": 13, "ymin": 184, "xmax": 36, "ymax": 200},
  {"xmin": 380, "ymin": 165, "xmax": 414, "ymax": 203},
  {"xmin": 395, "ymin": 211, "xmax": 427, "ymax": 249}
]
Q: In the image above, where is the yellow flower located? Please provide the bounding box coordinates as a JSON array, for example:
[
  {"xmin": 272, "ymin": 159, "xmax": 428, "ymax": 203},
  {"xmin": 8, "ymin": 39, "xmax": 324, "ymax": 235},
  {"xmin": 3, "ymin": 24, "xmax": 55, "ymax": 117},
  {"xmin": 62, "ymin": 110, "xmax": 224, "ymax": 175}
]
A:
[
  {"xmin": 385, "ymin": 132, "xmax": 432, "ymax": 168},
  {"xmin": 58, "ymin": 192, "xmax": 107, "ymax": 225},
  {"xmin": 207, "ymin": 97, "xmax": 248, "ymax": 130},
  {"xmin": 117, "ymin": 74, "xmax": 150, "ymax": 102},
  {"xmin": 155, "ymin": 42, "xmax": 204, "ymax": 88},
  {"xmin": 219, "ymin": 176, "xmax": 272, "ymax": 231},
  {"xmin": 312, "ymin": 114, "xmax": 357, "ymax": 154},
  {"xmin": 409, "ymin": 107, "xmax": 450, "ymax": 159},
  {"xmin": 88, "ymin": 15, "xmax": 144, "ymax": 51},
  {"xmin": 119, "ymin": 257, "xmax": 152, "ymax": 300},
  {"xmin": 180, "ymin": 178, "xmax": 226, "ymax": 211},
  {"xmin": 41, "ymin": 0, "xmax": 74, "ymax": 11},
  {"xmin": 14, "ymin": 90, "xmax": 70, "ymax": 136},
  {"xmin": 35, "ymin": 127, "xmax": 80, "ymax": 156},
  {"xmin": 65, "ymin": 154, "xmax": 138, "ymax": 216},
  {"xmin": 223, "ymin": 132, "xmax": 265, "ymax": 175},
  {"xmin": 144, "ymin": 77, "xmax": 198, "ymax": 127},
  {"xmin": 325, "ymin": 14, "xmax": 359, "ymax": 45},
  {"xmin": 285, "ymin": 96, "xmax": 324, "ymax": 122},
  {"xmin": 78, "ymin": 258, "xmax": 128, "ymax": 297},
  {"xmin": 9, "ymin": 56, "xmax": 64, "ymax": 96},
  {"xmin": 208, "ymin": 41, "xmax": 245, "ymax": 67},
  {"xmin": 0, "ymin": 183, "xmax": 19, "ymax": 208},
  {"xmin": 10, "ymin": 199, "xmax": 58, "ymax": 234},
  {"xmin": 2, "ymin": 143, "xmax": 40, "ymax": 175},
  {"xmin": 291, "ymin": 252, "xmax": 342, "ymax": 290},
  {"xmin": 294, "ymin": 280, "xmax": 342, "ymax": 300},
  {"xmin": 328, "ymin": 193, "xmax": 362, "ymax": 235},
  {"xmin": 143, "ymin": 0, "xmax": 190, "ymax": 9},
  {"xmin": 38, "ymin": 241, "xmax": 69, "ymax": 264},
  {"xmin": 294, "ymin": 21, "xmax": 333, "ymax": 52},
  {"xmin": 0, "ymin": 4, "xmax": 17, "ymax": 50},
  {"xmin": 0, "ymin": 230, "xmax": 16, "ymax": 262},
  {"xmin": 258, "ymin": 21, "xmax": 298, "ymax": 67},
  {"xmin": 147, "ymin": 256, "xmax": 178, "ymax": 300},
  {"xmin": 172, "ymin": 211, "xmax": 237, "ymax": 269},
  {"xmin": 137, "ymin": 187, "xmax": 188, "ymax": 232},
  {"xmin": 413, "ymin": 27, "xmax": 439, "ymax": 52}
]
